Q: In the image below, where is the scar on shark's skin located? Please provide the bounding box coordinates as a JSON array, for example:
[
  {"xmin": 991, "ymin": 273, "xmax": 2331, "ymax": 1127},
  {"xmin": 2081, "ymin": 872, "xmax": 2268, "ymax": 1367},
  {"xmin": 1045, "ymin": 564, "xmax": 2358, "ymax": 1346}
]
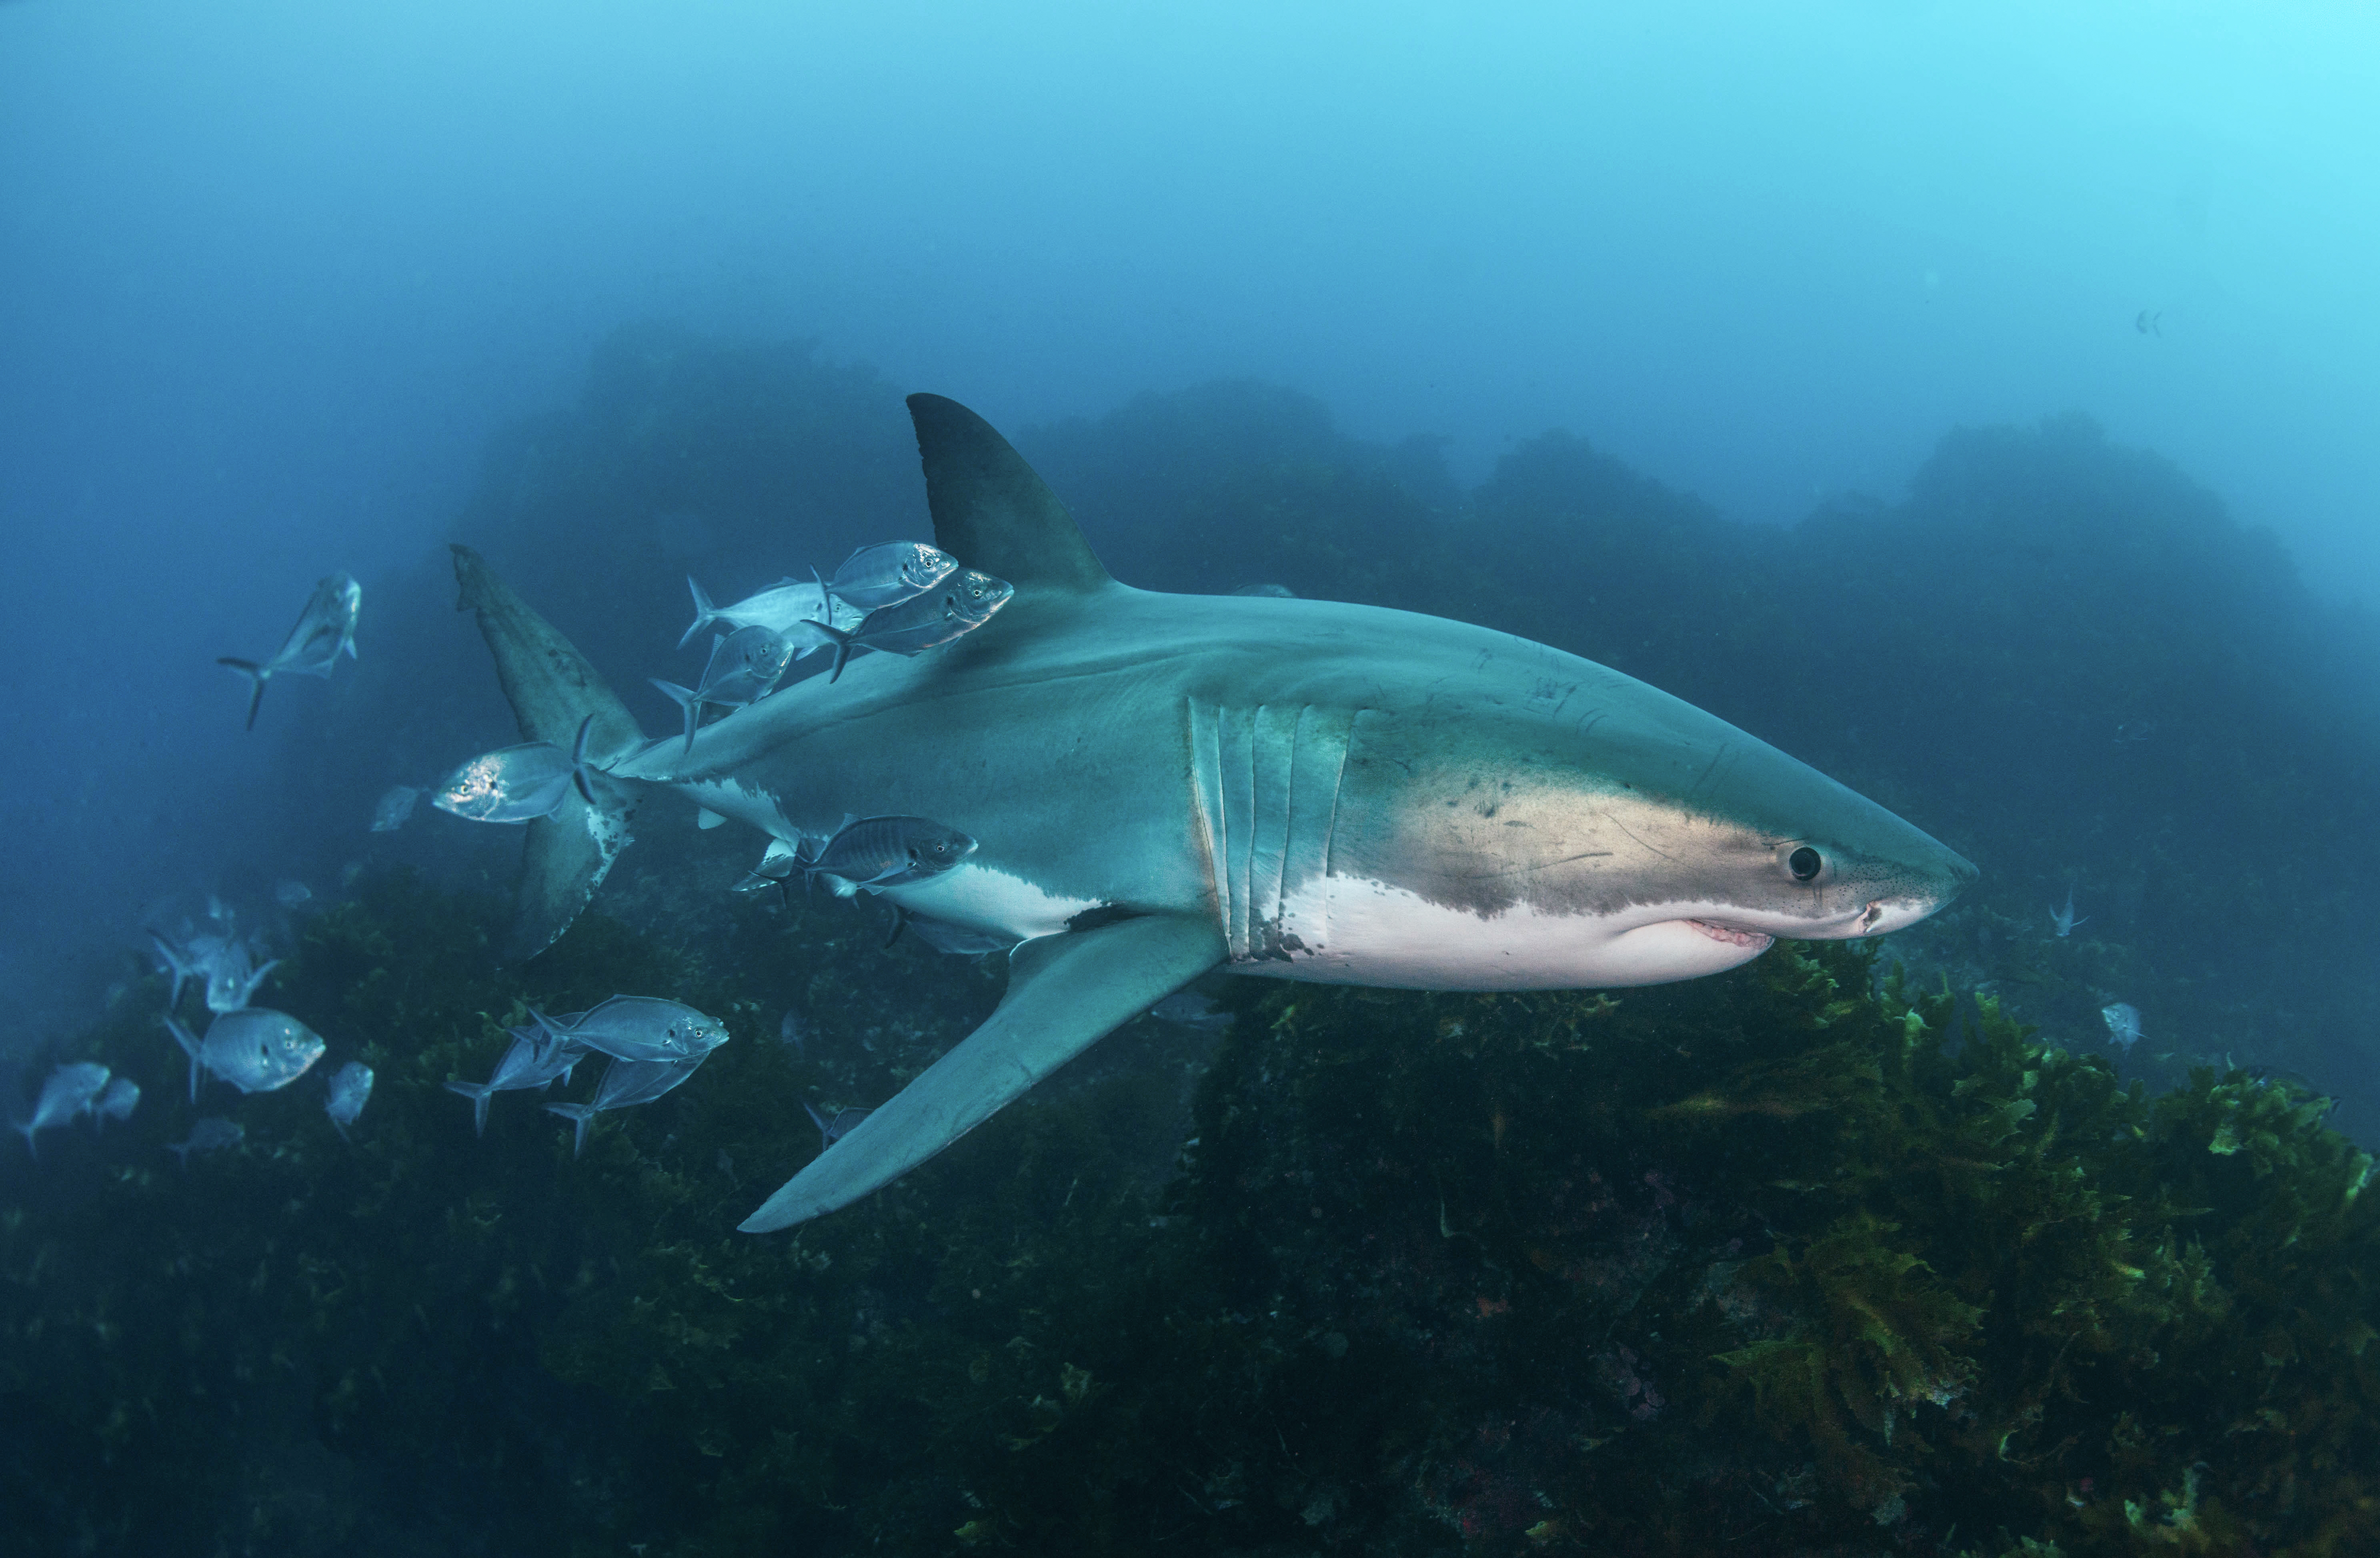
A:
[{"xmin": 450, "ymin": 393, "xmax": 1977, "ymax": 1232}]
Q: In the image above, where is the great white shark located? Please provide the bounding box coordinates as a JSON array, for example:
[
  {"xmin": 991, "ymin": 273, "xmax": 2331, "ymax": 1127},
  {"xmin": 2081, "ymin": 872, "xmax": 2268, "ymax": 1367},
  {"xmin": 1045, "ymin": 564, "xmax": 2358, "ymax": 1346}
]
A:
[{"xmin": 450, "ymin": 394, "xmax": 1976, "ymax": 1232}]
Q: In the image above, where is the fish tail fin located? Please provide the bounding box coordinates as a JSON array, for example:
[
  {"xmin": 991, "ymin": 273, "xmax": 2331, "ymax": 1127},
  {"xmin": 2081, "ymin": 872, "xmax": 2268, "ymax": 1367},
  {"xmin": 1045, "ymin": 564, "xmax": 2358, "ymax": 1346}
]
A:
[
  {"xmin": 816, "ymin": 624, "xmax": 854, "ymax": 683},
  {"xmin": 217, "ymin": 658, "xmax": 269, "ymax": 730},
  {"xmin": 445, "ymin": 1079, "xmax": 494, "ymax": 1136},
  {"xmin": 14, "ymin": 1121, "xmax": 34, "ymax": 1159},
  {"xmin": 679, "ymin": 577, "xmax": 715, "ymax": 649},
  {"xmin": 451, "ymin": 546, "xmax": 645, "ymax": 961},
  {"xmin": 544, "ymin": 1102, "xmax": 595, "ymax": 1157},
  {"xmin": 168, "ymin": 1144, "xmax": 190, "ymax": 1170},
  {"xmin": 569, "ymin": 715, "xmax": 599, "ymax": 805},
  {"xmin": 648, "ymin": 679, "xmax": 701, "ymax": 754}
]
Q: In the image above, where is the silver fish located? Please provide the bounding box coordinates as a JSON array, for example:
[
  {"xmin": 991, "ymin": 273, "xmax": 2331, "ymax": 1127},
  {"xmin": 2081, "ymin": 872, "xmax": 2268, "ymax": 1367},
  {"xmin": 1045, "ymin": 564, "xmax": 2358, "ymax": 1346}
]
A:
[
  {"xmin": 2050, "ymin": 887, "xmax": 2086, "ymax": 938},
  {"xmin": 445, "ymin": 1022, "xmax": 584, "ymax": 1134},
  {"xmin": 649, "ymin": 626, "xmax": 797, "ymax": 752},
  {"xmin": 679, "ymin": 575, "xmax": 862, "ymax": 651},
  {"xmin": 808, "ymin": 815, "xmax": 977, "ymax": 896},
  {"xmin": 202, "ymin": 937, "xmax": 279, "ymax": 1014},
  {"xmin": 826, "ymin": 541, "xmax": 959, "ymax": 613},
  {"xmin": 150, "ymin": 931, "xmax": 202, "ymax": 1007},
  {"xmin": 95, "ymin": 1075, "xmax": 140, "ymax": 1126},
  {"xmin": 1148, "ymin": 990, "xmax": 1233, "ymax": 1032},
  {"xmin": 371, "ymin": 785, "xmax": 421, "ymax": 833},
  {"xmin": 530, "ymin": 995, "xmax": 727, "ymax": 1065},
  {"xmin": 778, "ymin": 1008, "xmax": 805, "ymax": 1053},
  {"xmin": 14, "ymin": 1062, "xmax": 110, "ymax": 1157},
  {"xmin": 2101, "ymin": 1002, "xmax": 2143, "ymax": 1052},
  {"xmin": 217, "ymin": 571, "xmax": 362, "ymax": 729},
  {"xmin": 164, "ymin": 1015, "xmax": 204, "ymax": 1102},
  {"xmin": 275, "ymin": 879, "xmax": 312, "ymax": 909},
  {"xmin": 433, "ymin": 717, "xmax": 604, "ymax": 823},
  {"xmin": 887, "ymin": 905, "xmax": 1017, "ymax": 957},
  {"xmin": 197, "ymin": 1008, "xmax": 328, "ymax": 1094},
  {"xmin": 166, "ymin": 1116, "xmax": 244, "ymax": 1168},
  {"xmin": 325, "ymin": 1061, "xmax": 374, "ymax": 1138},
  {"xmin": 807, "ymin": 570, "xmax": 1015, "ymax": 682},
  {"xmin": 543, "ymin": 1053, "xmax": 707, "ymax": 1156},
  {"xmin": 802, "ymin": 1100, "xmax": 871, "ymax": 1149}
]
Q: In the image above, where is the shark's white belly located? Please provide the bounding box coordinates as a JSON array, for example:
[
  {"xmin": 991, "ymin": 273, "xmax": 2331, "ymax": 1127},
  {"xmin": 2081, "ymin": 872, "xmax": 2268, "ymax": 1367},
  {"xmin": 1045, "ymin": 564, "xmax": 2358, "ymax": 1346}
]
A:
[{"xmin": 1239, "ymin": 874, "xmax": 1774, "ymax": 990}]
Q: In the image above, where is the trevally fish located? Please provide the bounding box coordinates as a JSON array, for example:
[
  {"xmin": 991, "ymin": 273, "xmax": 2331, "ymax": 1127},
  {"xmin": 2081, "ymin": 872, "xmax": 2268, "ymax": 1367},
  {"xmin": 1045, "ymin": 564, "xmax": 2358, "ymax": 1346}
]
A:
[
  {"xmin": 95, "ymin": 1075, "xmax": 140, "ymax": 1127},
  {"xmin": 2050, "ymin": 887, "xmax": 2086, "ymax": 938},
  {"xmin": 371, "ymin": 785, "xmax": 421, "ymax": 832},
  {"xmin": 150, "ymin": 931, "xmax": 202, "ymax": 1008},
  {"xmin": 825, "ymin": 540, "xmax": 959, "ymax": 613},
  {"xmin": 203, "ymin": 937, "xmax": 279, "ymax": 1014},
  {"xmin": 886, "ymin": 904, "xmax": 1017, "ymax": 956},
  {"xmin": 14, "ymin": 1062, "xmax": 111, "ymax": 1156},
  {"xmin": 433, "ymin": 716, "xmax": 604, "ymax": 823},
  {"xmin": 445, "ymin": 1021, "xmax": 585, "ymax": 1135},
  {"xmin": 2102, "ymin": 1002, "xmax": 2143, "ymax": 1052},
  {"xmin": 807, "ymin": 569, "xmax": 1015, "ymax": 681},
  {"xmin": 218, "ymin": 571, "xmax": 362, "ymax": 730},
  {"xmin": 802, "ymin": 1100, "xmax": 871, "ymax": 1149},
  {"xmin": 195, "ymin": 1009, "xmax": 328, "ymax": 1094},
  {"xmin": 543, "ymin": 1053, "xmax": 707, "ymax": 1156},
  {"xmin": 166, "ymin": 1117, "xmax": 244, "ymax": 1168},
  {"xmin": 807, "ymin": 815, "xmax": 977, "ymax": 896},
  {"xmin": 679, "ymin": 574, "xmax": 862, "ymax": 651},
  {"xmin": 325, "ymin": 1061, "xmax": 373, "ymax": 1139},
  {"xmin": 530, "ymin": 995, "xmax": 727, "ymax": 1065},
  {"xmin": 1148, "ymin": 990, "xmax": 1233, "ymax": 1032},
  {"xmin": 649, "ymin": 626, "xmax": 797, "ymax": 752}
]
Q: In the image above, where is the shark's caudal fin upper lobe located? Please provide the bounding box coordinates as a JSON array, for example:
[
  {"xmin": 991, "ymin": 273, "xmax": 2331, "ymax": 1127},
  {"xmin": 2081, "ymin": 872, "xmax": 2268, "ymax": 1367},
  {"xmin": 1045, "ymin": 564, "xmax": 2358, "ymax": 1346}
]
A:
[
  {"xmin": 739, "ymin": 913, "xmax": 1224, "ymax": 1232},
  {"xmin": 451, "ymin": 545, "xmax": 645, "ymax": 960}
]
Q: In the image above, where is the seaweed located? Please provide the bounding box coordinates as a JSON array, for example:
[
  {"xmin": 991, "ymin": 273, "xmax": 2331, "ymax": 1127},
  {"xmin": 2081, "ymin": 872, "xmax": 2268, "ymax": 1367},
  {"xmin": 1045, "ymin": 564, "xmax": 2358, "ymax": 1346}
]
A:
[{"xmin": 8, "ymin": 872, "xmax": 2378, "ymax": 1554}]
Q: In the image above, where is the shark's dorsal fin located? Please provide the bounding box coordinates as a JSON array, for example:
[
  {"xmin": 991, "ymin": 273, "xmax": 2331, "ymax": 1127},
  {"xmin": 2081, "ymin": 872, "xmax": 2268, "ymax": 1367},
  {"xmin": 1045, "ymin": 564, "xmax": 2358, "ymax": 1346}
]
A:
[{"xmin": 907, "ymin": 393, "xmax": 1110, "ymax": 595}]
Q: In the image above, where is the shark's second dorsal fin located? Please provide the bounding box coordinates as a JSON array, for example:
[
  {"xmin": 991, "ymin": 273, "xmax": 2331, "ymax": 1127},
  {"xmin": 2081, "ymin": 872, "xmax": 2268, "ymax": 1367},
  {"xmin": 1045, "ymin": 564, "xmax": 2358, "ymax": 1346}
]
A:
[{"xmin": 907, "ymin": 393, "xmax": 1110, "ymax": 595}]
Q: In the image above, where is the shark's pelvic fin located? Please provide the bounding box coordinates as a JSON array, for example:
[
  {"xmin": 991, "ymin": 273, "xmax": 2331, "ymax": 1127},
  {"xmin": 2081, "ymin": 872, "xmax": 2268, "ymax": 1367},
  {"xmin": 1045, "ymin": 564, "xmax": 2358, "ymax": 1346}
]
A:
[
  {"xmin": 451, "ymin": 545, "xmax": 645, "ymax": 960},
  {"xmin": 906, "ymin": 393, "xmax": 1111, "ymax": 597},
  {"xmin": 739, "ymin": 912, "xmax": 1225, "ymax": 1232}
]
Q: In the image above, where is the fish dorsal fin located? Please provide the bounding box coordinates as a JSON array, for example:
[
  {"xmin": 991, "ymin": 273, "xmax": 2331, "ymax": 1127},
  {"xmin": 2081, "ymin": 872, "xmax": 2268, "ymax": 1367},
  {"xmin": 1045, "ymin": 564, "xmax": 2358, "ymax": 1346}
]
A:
[{"xmin": 907, "ymin": 394, "xmax": 1110, "ymax": 595}]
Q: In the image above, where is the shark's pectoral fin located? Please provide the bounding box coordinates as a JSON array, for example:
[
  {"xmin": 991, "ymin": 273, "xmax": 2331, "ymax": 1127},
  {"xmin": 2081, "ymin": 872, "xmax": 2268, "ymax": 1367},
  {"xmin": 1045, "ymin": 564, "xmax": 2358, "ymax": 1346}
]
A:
[{"xmin": 739, "ymin": 913, "xmax": 1225, "ymax": 1232}]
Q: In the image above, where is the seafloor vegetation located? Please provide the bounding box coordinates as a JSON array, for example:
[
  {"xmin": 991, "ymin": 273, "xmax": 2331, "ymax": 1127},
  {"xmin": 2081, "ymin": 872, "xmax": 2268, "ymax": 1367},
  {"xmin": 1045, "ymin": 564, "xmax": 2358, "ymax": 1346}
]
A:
[
  {"xmin": 14, "ymin": 327, "xmax": 2380, "ymax": 1553},
  {"xmin": 4, "ymin": 872, "xmax": 2376, "ymax": 1555}
]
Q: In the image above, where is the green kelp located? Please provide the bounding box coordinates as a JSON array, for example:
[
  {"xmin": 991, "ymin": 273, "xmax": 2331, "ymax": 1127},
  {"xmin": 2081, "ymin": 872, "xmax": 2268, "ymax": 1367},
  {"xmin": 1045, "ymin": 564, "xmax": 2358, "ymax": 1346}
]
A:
[{"xmin": 4, "ymin": 873, "xmax": 2378, "ymax": 1554}]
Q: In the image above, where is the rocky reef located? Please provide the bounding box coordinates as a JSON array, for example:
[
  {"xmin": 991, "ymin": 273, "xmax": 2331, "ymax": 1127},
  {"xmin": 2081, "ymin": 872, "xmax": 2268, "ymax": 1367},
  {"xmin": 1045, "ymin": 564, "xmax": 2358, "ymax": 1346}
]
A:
[{"xmin": 4, "ymin": 871, "xmax": 2375, "ymax": 1554}]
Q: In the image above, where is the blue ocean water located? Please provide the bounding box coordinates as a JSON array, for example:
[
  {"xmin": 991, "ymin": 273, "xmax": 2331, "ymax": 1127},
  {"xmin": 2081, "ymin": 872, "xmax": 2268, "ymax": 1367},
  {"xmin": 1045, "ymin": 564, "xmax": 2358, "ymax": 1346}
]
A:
[{"xmin": 5, "ymin": 3, "xmax": 2380, "ymax": 1551}]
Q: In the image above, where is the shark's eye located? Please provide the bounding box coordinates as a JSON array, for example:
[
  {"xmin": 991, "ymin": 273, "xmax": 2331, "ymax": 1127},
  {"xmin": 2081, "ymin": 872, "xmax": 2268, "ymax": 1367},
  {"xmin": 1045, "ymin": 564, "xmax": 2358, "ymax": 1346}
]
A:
[{"xmin": 1788, "ymin": 847, "xmax": 1823, "ymax": 883}]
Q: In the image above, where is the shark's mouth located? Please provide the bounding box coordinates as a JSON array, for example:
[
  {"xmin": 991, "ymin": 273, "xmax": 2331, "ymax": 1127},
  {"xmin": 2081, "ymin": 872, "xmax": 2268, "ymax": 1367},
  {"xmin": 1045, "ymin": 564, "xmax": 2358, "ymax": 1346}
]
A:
[{"xmin": 1686, "ymin": 918, "xmax": 1775, "ymax": 950}]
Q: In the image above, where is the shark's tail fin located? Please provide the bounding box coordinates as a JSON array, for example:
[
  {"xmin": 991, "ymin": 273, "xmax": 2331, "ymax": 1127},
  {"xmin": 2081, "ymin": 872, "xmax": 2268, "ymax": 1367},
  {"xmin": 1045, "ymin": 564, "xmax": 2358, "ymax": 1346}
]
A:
[
  {"xmin": 445, "ymin": 1079, "xmax": 496, "ymax": 1137},
  {"xmin": 217, "ymin": 658, "xmax": 269, "ymax": 730},
  {"xmin": 451, "ymin": 546, "xmax": 645, "ymax": 961},
  {"xmin": 677, "ymin": 576, "xmax": 718, "ymax": 650}
]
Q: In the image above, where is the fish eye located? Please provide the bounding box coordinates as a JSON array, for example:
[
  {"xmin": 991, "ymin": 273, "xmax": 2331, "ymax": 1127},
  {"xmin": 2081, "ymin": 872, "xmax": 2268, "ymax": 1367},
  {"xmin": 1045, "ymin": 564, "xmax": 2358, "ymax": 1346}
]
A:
[{"xmin": 1788, "ymin": 846, "xmax": 1823, "ymax": 883}]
